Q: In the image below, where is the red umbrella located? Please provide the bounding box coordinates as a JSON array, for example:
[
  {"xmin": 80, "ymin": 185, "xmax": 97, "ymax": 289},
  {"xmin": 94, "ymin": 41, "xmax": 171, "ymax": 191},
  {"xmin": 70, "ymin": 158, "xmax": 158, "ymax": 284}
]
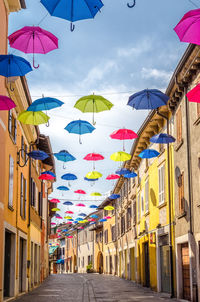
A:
[
  {"xmin": 51, "ymin": 222, "xmax": 56, "ymax": 225},
  {"xmin": 68, "ymin": 235, "xmax": 73, "ymax": 238},
  {"xmin": 106, "ymin": 174, "xmax": 120, "ymax": 180},
  {"xmin": 74, "ymin": 190, "xmax": 86, "ymax": 194},
  {"xmin": 83, "ymin": 152, "xmax": 104, "ymax": 169},
  {"xmin": 0, "ymin": 95, "xmax": 16, "ymax": 110},
  {"xmin": 88, "ymin": 218, "xmax": 96, "ymax": 222},
  {"xmin": 186, "ymin": 84, "xmax": 200, "ymax": 103},
  {"xmin": 39, "ymin": 174, "xmax": 55, "ymax": 180},
  {"xmin": 65, "ymin": 210, "xmax": 74, "ymax": 214},
  {"xmin": 50, "ymin": 198, "xmax": 60, "ymax": 203},
  {"xmin": 66, "ymin": 221, "xmax": 73, "ymax": 224},
  {"xmin": 76, "ymin": 203, "xmax": 86, "ymax": 207},
  {"xmin": 110, "ymin": 128, "xmax": 138, "ymax": 151},
  {"xmin": 78, "ymin": 226, "xmax": 84, "ymax": 229}
]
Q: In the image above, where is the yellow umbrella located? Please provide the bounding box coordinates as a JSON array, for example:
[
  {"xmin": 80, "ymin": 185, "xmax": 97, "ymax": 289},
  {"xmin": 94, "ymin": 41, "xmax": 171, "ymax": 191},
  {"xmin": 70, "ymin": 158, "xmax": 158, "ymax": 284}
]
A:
[
  {"xmin": 79, "ymin": 219, "xmax": 88, "ymax": 223},
  {"xmin": 90, "ymin": 192, "xmax": 102, "ymax": 196},
  {"xmin": 85, "ymin": 171, "xmax": 102, "ymax": 179},
  {"xmin": 110, "ymin": 151, "xmax": 131, "ymax": 162},
  {"xmin": 51, "ymin": 208, "xmax": 60, "ymax": 211},
  {"xmin": 18, "ymin": 110, "xmax": 50, "ymax": 125},
  {"xmin": 104, "ymin": 206, "xmax": 114, "ymax": 211},
  {"xmin": 64, "ymin": 216, "xmax": 72, "ymax": 219}
]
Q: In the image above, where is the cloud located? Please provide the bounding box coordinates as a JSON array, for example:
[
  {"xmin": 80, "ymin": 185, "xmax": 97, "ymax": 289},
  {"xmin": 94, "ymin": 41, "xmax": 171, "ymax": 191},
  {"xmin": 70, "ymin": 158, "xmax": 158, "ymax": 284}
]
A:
[
  {"xmin": 117, "ymin": 38, "xmax": 153, "ymax": 58},
  {"xmin": 141, "ymin": 67, "xmax": 172, "ymax": 83}
]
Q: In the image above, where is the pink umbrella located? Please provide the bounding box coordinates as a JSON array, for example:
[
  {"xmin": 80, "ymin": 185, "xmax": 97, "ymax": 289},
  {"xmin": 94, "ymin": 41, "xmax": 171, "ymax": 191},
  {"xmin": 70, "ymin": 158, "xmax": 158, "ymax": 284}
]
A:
[
  {"xmin": 50, "ymin": 198, "xmax": 60, "ymax": 203},
  {"xmin": 78, "ymin": 226, "xmax": 84, "ymax": 230},
  {"xmin": 65, "ymin": 210, "xmax": 74, "ymax": 214},
  {"xmin": 8, "ymin": 26, "xmax": 58, "ymax": 68},
  {"xmin": 110, "ymin": 129, "xmax": 138, "ymax": 151},
  {"xmin": 57, "ymin": 229, "xmax": 61, "ymax": 232},
  {"xmin": 66, "ymin": 221, "xmax": 73, "ymax": 224},
  {"xmin": 76, "ymin": 203, "xmax": 86, "ymax": 207},
  {"xmin": 57, "ymin": 235, "xmax": 61, "ymax": 238},
  {"xmin": 51, "ymin": 222, "xmax": 56, "ymax": 225},
  {"xmin": 186, "ymin": 84, "xmax": 200, "ymax": 103},
  {"xmin": 88, "ymin": 218, "xmax": 96, "ymax": 222},
  {"xmin": 174, "ymin": 9, "xmax": 200, "ymax": 45},
  {"xmin": 57, "ymin": 216, "xmax": 63, "ymax": 219},
  {"xmin": 74, "ymin": 190, "xmax": 86, "ymax": 194},
  {"xmin": 0, "ymin": 95, "xmax": 16, "ymax": 110},
  {"xmin": 84, "ymin": 153, "xmax": 104, "ymax": 169},
  {"xmin": 106, "ymin": 174, "xmax": 120, "ymax": 180},
  {"xmin": 104, "ymin": 216, "xmax": 111, "ymax": 219},
  {"xmin": 68, "ymin": 235, "xmax": 73, "ymax": 238},
  {"xmin": 39, "ymin": 174, "xmax": 55, "ymax": 180}
]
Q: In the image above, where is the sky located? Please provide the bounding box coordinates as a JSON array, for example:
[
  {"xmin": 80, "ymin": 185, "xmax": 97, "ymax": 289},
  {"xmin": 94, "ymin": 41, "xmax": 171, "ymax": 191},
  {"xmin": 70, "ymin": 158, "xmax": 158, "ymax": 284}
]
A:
[{"xmin": 8, "ymin": 0, "xmax": 195, "ymax": 223}]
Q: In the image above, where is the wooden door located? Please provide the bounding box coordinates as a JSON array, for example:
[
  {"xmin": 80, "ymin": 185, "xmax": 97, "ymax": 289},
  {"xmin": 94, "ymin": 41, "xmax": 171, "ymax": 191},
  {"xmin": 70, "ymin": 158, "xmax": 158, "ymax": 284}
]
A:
[
  {"xmin": 144, "ymin": 242, "xmax": 150, "ymax": 287},
  {"xmin": 181, "ymin": 243, "xmax": 191, "ymax": 300},
  {"xmin": 4, "ymin": 232, "xmax": 11, "ymax": 297}
]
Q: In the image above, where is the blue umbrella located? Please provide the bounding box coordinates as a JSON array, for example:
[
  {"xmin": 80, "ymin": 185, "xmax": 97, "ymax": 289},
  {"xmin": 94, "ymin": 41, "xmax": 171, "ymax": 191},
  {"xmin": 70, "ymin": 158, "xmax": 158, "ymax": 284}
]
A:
[
  {"xmin": 138, "ymin": 149, "xmax": 160, "ymax": 158},
  {"xmin": 109, "ymin": 194, "xmax": 120, "ymax": 200},
  {"xmin": 57, "ymin": 186, "xmax": 69, "ymax": 191},
  {"xmin": 65, "ymin": 120, "xmax": 95, "ymax": 144},
  {"xmin": 90, "ymin": 214, "xmax": 98, "ymax": 218},
  {"xmin": 61, "ymin": 173, "xmax": 77, "ymax": 180},
  {"xmin": 27, "ymin": 97, "xmax": 64, "ymax": 112},
  {"xmin": 63, "ymin": 201, "xmax": 73, "ymax": 205},
  {"xmin": 150, "ymin": 133, "xmax": 176, "ymax": 144},
  {"xmin": 127, "ymin": 89, "xmax": 169, "ymax": 110},
  {"xmin": 76, "ymin": 217, "xmax": 83, "ymax": 221},
  {"xmin": 55, "ymin": 213, "xmax": 62, "ymax": 218},
  {"xmin": 42, "ymin": 171, "xmax": 56, "ymax": 177},
  {"xmin": 116, "ymin": 168, "xmax": 131, "ymax": 175},
  {"xmin": 124, "ymin": 172, "xmax": 137, "ymax": 178},
  {"xmin": 84, "ymin": 177, "xmax": 98, "ymax": 182},
  {"xmin": 90, "ymin": 222, "xmax": 96, "ymax": 225},
  {"xmin": 79, "ymin": 213, "xmax": 87, "ymax": 217},
  {"xmin": 41, "ymin": 0, "xmax": 104, "ymax": 32},
  {"xmin": 28, "ymin": 150, "xmax": 49, "ymax": 160},
  {"xmin": 54, "ymin": 150, "xmax": 76, "ymax": 169},
  {"xmin": 90, "ymin": 205, "xmax": 98, "ymax": 209},
  {"xmin": 67, "ymin": 219, "xmax": 74, "ymax": 221},
  {"xmin": 99, "ymin": 218, "xmax": 107, "ymax": 222}
]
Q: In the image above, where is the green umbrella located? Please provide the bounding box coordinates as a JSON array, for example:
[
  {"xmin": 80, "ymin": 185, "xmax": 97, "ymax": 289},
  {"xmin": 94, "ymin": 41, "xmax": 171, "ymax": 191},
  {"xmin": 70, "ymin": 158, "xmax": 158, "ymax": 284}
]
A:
[
  {"xmin": 18, "ymin": 110, "xmax": 49, "ymax": 125},
  {"xmin": 74, "ymin": 94, "xmax": 113, "ymax": 125}
]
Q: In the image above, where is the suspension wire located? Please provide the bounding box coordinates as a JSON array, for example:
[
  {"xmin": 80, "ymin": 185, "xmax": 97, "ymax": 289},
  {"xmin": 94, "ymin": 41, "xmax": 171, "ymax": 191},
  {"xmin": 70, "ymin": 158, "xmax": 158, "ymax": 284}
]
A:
[
  {"xmin": 37, "ymin": 13, "xmax": 49, "ymax": 26},
  {"xmin": 188, "ymin": 0, "xmax": 199, "ymax": 8},
  {"xmin": 31, "ymin": 90, "xmax": 134, "ymax": 98}
]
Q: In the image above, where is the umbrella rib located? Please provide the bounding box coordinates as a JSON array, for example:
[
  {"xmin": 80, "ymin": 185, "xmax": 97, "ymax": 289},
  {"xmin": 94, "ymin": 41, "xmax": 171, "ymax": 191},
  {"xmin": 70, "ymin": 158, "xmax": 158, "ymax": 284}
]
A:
[
  {"xmin": 84, "ymin": 0, "xmax": 96, "ymax": 18},
  {"xmin": 180, "ymin": 16, "xmax": 200, "ymax": 40}
]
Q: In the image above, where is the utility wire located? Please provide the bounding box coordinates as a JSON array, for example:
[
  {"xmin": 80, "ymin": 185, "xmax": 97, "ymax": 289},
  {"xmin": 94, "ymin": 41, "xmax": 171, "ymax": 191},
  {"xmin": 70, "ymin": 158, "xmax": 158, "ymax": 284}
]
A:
[{"xmin": 188, "ymin": 0, "xmax": 199, "ymax": 8}]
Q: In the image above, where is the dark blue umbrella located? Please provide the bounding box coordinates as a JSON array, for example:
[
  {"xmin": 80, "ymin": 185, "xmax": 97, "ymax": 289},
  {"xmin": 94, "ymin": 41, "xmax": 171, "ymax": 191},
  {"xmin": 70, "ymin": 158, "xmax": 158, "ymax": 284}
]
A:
[
  {"xmin": 99, "ymin": 218, "xmax": 107, "ymax": 222},
  {"xmin": 57, "ymin": 186, "xmax": 69, "ymax": 191},
  {"xmin": 109, "ymin": 194, "xmax": 120, "ymax": 200},
  {"xmin": 90, "ymin": 222, "xmax": 96, "ymax": 225},
  {"xmin": 65, "ymin": 120, "xmax": 95, "ymax": 144},
  {"xmin": 41, "ymin": 0, "xmax": 104, "ymax": 32},
  {"xmin": 61, "ymin": 173, "xmax": 77, "ymax": 180},
  {"xmin": 63, "ymin": 201, "xmax": 73, "ymax": 205},
  {"xmin": 42, "ymin": 170, "xmax": 56, "ymax": 177},
  {"xmin": 124, "ymin": 172, "xmax": 137, "ymax": 178},
  {"xmin": 127, "ymin": 89, "xmax": 169, "ymax": 110},
  {"xmin": 84, "ymin": 177, "xmax": 98, "ymax": 181},
  {"xmin": 27, "ymin": 97, "xmax": 64, "ymax": 111},
  {"xmin": 90, "ymin": 205, "xmax": 98, "ymax": 209},
  {"xmin": 116, "ymin": 168, "xmax": 131, "ymax": 175},
  {"xmin": 150, "ymin": 133, "xmax": 176, "ymax": 144},
  {"xmin": 90, "ymin": 214, "xmax": 98, "ymax": 218},
  {"xmin": 138, "ymin": 149, "xmax": 160, "ymax": 158},
  {"xmin": 28, "ymin": 150, "xmax": 49, "ymax": 160},
  {"xmin": 54, "ymin": 150, "xmax": 76, "ymax": 169},
  {"xmin": 79, "ymin": 213, "xmax": 87, "ymax": 217}
]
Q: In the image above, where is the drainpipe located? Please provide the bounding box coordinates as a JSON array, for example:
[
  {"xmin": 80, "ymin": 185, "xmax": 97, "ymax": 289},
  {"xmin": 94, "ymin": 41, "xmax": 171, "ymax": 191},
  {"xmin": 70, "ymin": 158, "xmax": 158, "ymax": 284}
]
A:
[
  {"xmin": 156, "ymin": 110, "xmax": 174, "ymax": 298},
  {"xmin": 67, "ymin": 238, "xmax": 68, "ymax": 274},
  {"xmin": 76, "ymin": 229, "xmax": 78, "ymax": 273},
  {"xmin": 92, "ymin": 229, "xmax": 94, "ymax": 270}
]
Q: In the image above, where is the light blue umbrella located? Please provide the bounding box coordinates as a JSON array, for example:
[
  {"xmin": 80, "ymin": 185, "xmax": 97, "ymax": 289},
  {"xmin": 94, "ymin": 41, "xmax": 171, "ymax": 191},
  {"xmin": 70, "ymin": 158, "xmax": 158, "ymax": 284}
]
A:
[
  {"xmin": 65, "ymin": 120, "xmax": 95, "ymax": 144},
  {"xmin": 124, "ymin": 172, "xmax": 137, "ymax": 178},
  {"xmin": 90, "ymin": 214, "xmax": 98, "ymax": 218},
  {"xmin": 54, "ymin": 150, "xmax": 76, "ymax": 169},
  {"xmin": 27, "ymin": 97, "xmax": 64, "ymax": 111}
]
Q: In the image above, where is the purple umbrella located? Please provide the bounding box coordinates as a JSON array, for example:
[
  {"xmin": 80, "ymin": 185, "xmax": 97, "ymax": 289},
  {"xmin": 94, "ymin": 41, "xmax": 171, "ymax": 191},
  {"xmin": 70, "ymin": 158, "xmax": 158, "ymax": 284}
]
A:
[
  {"xmin": 0, "ymin": 95, "xmax": 16, "ymax": 110},
  {"xmin": 8, "ymin": 26, "xmax": 58, "ymax": 68}
]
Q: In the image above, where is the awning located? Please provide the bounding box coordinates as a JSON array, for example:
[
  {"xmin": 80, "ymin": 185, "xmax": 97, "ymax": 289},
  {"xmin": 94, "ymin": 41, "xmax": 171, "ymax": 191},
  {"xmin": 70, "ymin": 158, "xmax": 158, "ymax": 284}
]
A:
[
  {"xmin": 49, "ymin": 246, "xmax": 58, "ymax": 255},
  {"xmin": 56, "ymin": 259, "xmax": 64, "ymax": 264}
]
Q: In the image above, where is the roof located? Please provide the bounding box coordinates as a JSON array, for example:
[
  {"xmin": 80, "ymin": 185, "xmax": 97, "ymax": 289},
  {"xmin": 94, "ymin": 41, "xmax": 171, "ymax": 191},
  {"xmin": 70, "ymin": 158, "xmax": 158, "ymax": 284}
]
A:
[{"xmin": 37, "ymin": 134, "xmax": 55, "ymax": 169}]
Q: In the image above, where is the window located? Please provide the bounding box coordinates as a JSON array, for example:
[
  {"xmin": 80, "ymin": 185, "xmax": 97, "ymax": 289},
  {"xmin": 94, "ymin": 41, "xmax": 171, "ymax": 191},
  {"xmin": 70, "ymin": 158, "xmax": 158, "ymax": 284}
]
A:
[
  {"xmin": 145, "ymin": 180, "xmax": 149, "ymax": 213},
  {"xmin": 38, "ymin": 191, "xmax": 43, "ymax": 217},
  {"xmin": 111, "ymin": 225, "xmax": 116, "ymax": 241},
  {"xmin": 104, "ymin": 230, "xmax": 108, "ymax": 244},
  {"xmin": 141, "ymin": 191, "xmax": 144, "ymax": 216},
  {"xmin": 159, "ymin": 164, "xmax": 165, "ymax": 205},
  {"xmin": 31, "ymin": 178, "xmax": 36, "ymax": 207},
  {"xmin": 99, "ymin": 231, "xmax": 103, "ymax": 242},
  {"xmin": 133, "ymin": 201, "xmax": 136, "ymax": 225},
  {"xmin": 88, "ymin": 255, "xmax": 91, "ymax": 265},
  {"xmin": 8, "ymin": 155, "xmax": 14, "ymax": 208},
  {"xmin": 197, "ymin": 103, "xmax": 200, "ymax": 118},
  {"xmin": 137, "ymin": 194, "xmax": 140, "ymax": 221},
  {"xmin": 121, "ymin": 216, "xmax": 125, "ymax": 235},
  {"xmin": 20, "ymin": 173, "xmax": 27, "ymax": 219},
  {"xmin": 104, "ymin": 210, "xmax": 108, "ymax": 216},
  {"xmin": 8, "ymin": 111, "xmax": 17, "ymax": 143},
  {"xmin": 82, "ymin": 257, "xmax": 84, "ymax": 268},
  {"xmin": 176, "ymin": 106, "xmax": 182, "ymax": 143},
  {"xmin": 127, "ymin": 207, "xmax": 131, "ymax": 229},
  {"xmin": 21, "ymin": 136, "xmax": 24, "ymax": 159},
  {"xmin": 128, "ymin": 178, "xmax": 131, "ymax": 192},
  {"xmin": 178, "ymin": 172, "xmax": 185, "ymax": 215},
  {"xmin": 96, "ymin": 233, "xmax": 99, "ymax": 243},
  {"xmin": 118, "ymin": 222, "xmax": 120, "ymax": 237}
]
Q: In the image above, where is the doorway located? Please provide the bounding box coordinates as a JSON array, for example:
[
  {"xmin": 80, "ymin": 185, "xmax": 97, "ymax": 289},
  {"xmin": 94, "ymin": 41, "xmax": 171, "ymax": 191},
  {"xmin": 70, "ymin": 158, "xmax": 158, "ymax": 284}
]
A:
[
  {"xmin": 144, "ymin": 242, "xmax": 150, "ymax": 287},
  {"xmin": 160, "ymin": 244, "xmax": 170, "ymax": 293},
  {"xmin": 4, "ymin": 231, "xmax": 11, "ymax": 297},
  {"xmin": 181, "ymin": 243, "xmax": 191, "ymax": 300}
]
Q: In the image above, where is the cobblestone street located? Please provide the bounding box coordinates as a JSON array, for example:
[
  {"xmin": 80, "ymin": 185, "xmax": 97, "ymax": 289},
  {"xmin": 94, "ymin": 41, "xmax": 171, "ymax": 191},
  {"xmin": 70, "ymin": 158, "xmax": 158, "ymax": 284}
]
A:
[{"xmin": 15, "ymin": 274, "xmax": 179, "ymax": 302}]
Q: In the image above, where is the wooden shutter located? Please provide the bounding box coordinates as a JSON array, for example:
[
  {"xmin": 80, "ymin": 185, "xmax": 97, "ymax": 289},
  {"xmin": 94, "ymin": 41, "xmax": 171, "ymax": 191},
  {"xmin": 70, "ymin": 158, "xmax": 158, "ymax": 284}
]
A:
[
  {"xmin": 197, "ymin": 103, "xmax": 200, "ymax": 118},
  {"xmin": 176, "ymin": 106, "xmax": 182, "ymax": 143},
  {"xmin": 20, "ymin": 173, "xmax": 23, "ymax": 217},
  {"xmin": 178, "ymin": 172, "xmax": 184, "ymax": 214},
  {"xmin": 24, "ymin": 178, "xmax": 27, "ymax": 219},
  {"xmin": 8, "ymin": 155, "xmax": 14, "ymax": 207}
]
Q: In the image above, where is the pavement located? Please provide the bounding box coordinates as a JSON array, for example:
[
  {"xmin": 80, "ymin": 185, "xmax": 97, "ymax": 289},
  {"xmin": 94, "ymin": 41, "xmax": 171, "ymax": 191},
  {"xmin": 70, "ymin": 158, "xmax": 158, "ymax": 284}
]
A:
[{"xmin": 14, "ymin": 274, "xmax": 180, "ymax": 302}]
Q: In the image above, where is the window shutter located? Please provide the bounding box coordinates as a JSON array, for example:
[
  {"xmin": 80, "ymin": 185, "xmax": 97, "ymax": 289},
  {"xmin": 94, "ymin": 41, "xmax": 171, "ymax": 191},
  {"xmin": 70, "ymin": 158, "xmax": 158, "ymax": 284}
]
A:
[
  {"xmin": 176, "ymin": 107, "xmax": 182, "ymax": 143},
  {"xmin": 20, "ymin": 173, "xmax": 23, "ymax": 217},
  {"xmin": 8, "ymin": 155, "xmax": 14, "ymax": 207},
  {"xmin": 197, "ymin": 103, "xmax": 200, "ymax": 118},
  {"xmin": 24, "ymin": 178, "xmax": 27, "ymax": 219}
]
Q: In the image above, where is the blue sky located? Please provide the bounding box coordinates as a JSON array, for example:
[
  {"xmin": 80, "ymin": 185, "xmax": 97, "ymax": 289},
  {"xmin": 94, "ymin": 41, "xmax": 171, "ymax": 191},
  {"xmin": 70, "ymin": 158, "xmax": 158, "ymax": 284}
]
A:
[{"xmin": 9, "ymin": 0, "xmax": 194, "ymax": 222}]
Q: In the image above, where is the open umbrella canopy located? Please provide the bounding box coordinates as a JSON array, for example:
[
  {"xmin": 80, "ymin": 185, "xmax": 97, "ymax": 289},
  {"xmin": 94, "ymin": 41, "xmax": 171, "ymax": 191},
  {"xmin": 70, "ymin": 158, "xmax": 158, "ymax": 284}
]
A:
[
  {"xmin": 39, "ymin": 173, "xmax": 55, "ymax": 180},
  {"xmin": 54, "ymin": 150, "xmax": 76, "ymax": 162},
  {"xmin": 109, "ymin": 194, "xmax": 120, "ymax": 200},
  {"xmin": 28, "ymin": 150, "xmax": 49, "ymax": 160},
  {"xmin": 90, "ymin": 205, "xmax": 98, "ymax": 209},
  {"xmin": 83, "ymin": 153, "xmax": 104, "ymax": 161},
  {"xmin": 127, "ymin": 89, "xmax": 169, "ymax": 110},
  {"xmin": 79, "ymin": 219, "xmax": 88, "ymax": 223},
  {"xmin": 79, "ymin": 213, "xmax": 87, "ymax": 217},
  {"xmin": 174, "ymin": 9, "xmax": 200, "ymax": 45},
  {"xmin": 41, "ymin": 171, "xmax": 56, "ymax": 177},
  {"xmin": 90, "ymin": 192, "xmax": 102, "ymax": 196},
  {"xmin": 150, "ymin": 133, "xmax": 176, "ymax": 144},
  {"xmin": 51, "ymin": 222, "xmax": 56, "ymax": 225},
  {"xmin": 90, "ymin": 214, "xmax": 98, "ymax": 218},
  {"xmin": 88, "ymin": 218, "xmax": 96, "ymax": 222},
  {"xmin": 0, "ymin": 54, "xmax": 32, "ymax": 77},
  {"xmin": 106, "ymin": 174, "xmax": 120, "ymax": 180},
  {"xmin": 78, "ymin": 226, "xmax": 84, "ymax": 229},
  {"xmin": 186, "ymin": 83, "xmax": 200, "ymax": 103},
  {"xmin": 50, "ymin": 198, "xmax": 60, "ymax": 203},
  {"xmin": 76, "ymin": 203, "xmax": 86, "ymax": 207},
  {"xmin": 74, "ymin": 190, "xmax": 86, "ymax": 194},
  {"xmin": 110, "ymin": 151, "xmax": 131, "ymax": 162},
  {"xmin": 99, "ymin": 218, "xmax": 107, "ymax": 222},
  {"xmin": 61, "ymin": 173, "xmax": 77, "ymax": 180},
  {"xmin": 104, "ymin": 216, "xmax": 111, "ymax": 219},
  {"xmin": 84, "ymin": 177, "xmax": 98, "ymax": 182},
  {"xmin": 28, "ymin": 97, "xmax": 64, "ymax": 111},
  {"xmin": 57, "ymin": 186, "xmax": 69, "ymax": 191},
  {"xmin": 65, "ymin": 211, "xmax": 74, "ymax": 214},
  {"xmin": 63, "ymin": 201, "xmax": 73, "ymax": 205},
  {"xmin": 8, "ymin": 26, "xmax": 58, "ymax": 68},
  {"xmin": 115, "ymin": 168, "xmax": 131, "ymax": 175},
  {"xmin": 74, "ymin": 94, "xmax": 113, "ymax": 124},
  {"xmin": 104, "ymin": 206, "xmax": 114, "ymax": 211},
  {"xmin": 66, "ymin": 221, "xmax": 73, "ymax": 224},
  {"xmin": 110, "ymin": 129, "xmax": 138, "ymax": 140},
  {"xmin": 0, "ymin": 95, "xmax": 16, "ymax": 110},
  {"xmin": 138, "ymin": 149, "xmax": 160, "ymax": 159},
  {"xmin": 85, "ymin": 171, "xmax": 102, "ymax": 179},
  {"xmin": 51, "ymin": 208, "xmax": 60, "ymax": 211},
  {"xmin": 124, "ymin": 172, "xmax": 137, "ymax": 178},
  {"xmin": 65, "ymin": 120, "xmax": 95, "ymax": 144},
  {"xmin": 41, "ymin": 0, "xmax": 104, "ymax": 31},
  {"xmin": 18, "ymin": 111, "xmax": 49, "ymax": 125},
  {"xmin": 64, "ymin": 216, "xmax": 72, "ymax": 219}
]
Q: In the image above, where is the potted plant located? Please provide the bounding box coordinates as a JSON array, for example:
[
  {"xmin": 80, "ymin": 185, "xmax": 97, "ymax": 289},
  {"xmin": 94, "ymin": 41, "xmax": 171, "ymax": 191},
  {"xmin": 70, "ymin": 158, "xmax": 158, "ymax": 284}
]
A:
[{"xmin": 86, "ymin": 262, "xmax": 94, "ymax": 273}]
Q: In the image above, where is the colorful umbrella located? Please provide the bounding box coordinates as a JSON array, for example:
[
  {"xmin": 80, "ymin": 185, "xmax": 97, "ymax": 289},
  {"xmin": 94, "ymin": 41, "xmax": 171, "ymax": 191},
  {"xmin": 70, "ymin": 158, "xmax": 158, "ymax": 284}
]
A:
[
  {"xmin": 51, "ymin": 222, "xmax": 56, "ymax": 225},
  {"xmin": 109, "ymin": 194, "xmax": 120, "ymax": 200},
  {"xmin": 104, "ymin": 206, "xmax": 114, "ymax": 211},
  {"xmin": 174, "ymin": 9, "xmax": 200, "ymax": 45},
  {"xmin": 99, "ymin": 218, "xmax": 107, "ymax": 222},
  {"xmin": 28, "ymin": 150, "xmax": 49, "ymax": 160},
  {"xmin": 8, "ymin": 26, "xmax": 58, "ymax": 68},
  {"xmin": 28, "ymin": 97, "xmax": 64, "ymax": 111},
  {"xmin": 63, "ymin": 201, "xmax": 73, "ymax": 205},
  {"xmin": 41, "ymin": 0, "xmax": 104, "ymax": 31},
  {"xmin": 76, "ymin": 203, "xmax": 86, "ymax": 207},
  {"xmin": 85, "ymin": 171, "xmax": 102, "ymax": 179},
  {"xmin": 0, "ymin": 95, "xmax": 16, "ymax": 110},
  {"xmin": 115, "ymin": 168, "xmax": 131, "ymax": 175},
  {"xmin": 54, "ymin": 150, "xmax": 76, "ymax": 169},
  {"xmin": 138, "ymin": 149, "xmax": 160, "ymax": 159},
  {"xmin": 84, "ymin": 152, "xmax": 104, "ymax": 169},
  {"xmin": 0, "ymin": 54, "xmax": 32, "ymax": 78},
  {"xmin": 79, "ymin": 213, "xmax": 87, "ymax": 216},
  {"xmin": 106, "ymin": 174, "xmax": 120, "ymax": 180},
  {"xmin": 65, "ymin": 211, "xmax": 74, "ymax": 214},
  {"xmin": 65, "ymin": 120, "xmax": 95, "ymax": 144},
  {"xmin": 150, "ymin": 133, "xmax": 176, "ymax": 144},
  {"xmin": 88, "ymin": 218, "xmax": 96, "ymax": 222},
  {"xmin": 18, "ymin": 111, "xmax": 49, "ymax": 125},
  {"xmin": 41, "ymin": 171, "xmax": 56, "ymax": 177},
  {"xmin": 90, "ymin": 214, "xmax": 98, "ymax": 218},
  {"xmin": 127, "ymin": 89, "xmax": 169, "ymax": 110},
  {"xmin": 64, "ymin": 216, "xmax": 72, "ymax": 219},
  {"xmin": 74, "ymin": 190, "xmax": 86, "ymax": 194},
  {"xmin": 57, "ymin": 186, "xmax": 69, "ymax": 191},
  {"xmin": 124, "ymin": 172, "xmax": 137, "ymax": 178},
  {"xmin": 51, "ymin": 208, "xmax": 60, "ymax": 211},
  {"xmin": 104, "ymin": 216, "xmax": 111, "ymax": 219},
  {"xmin": 90, "ymin": 222, "xmax": 96, "ymax": 225},
  {"xmin": 78, "ymin": 226, "xmax": 84, "ymax": 229},
  {"xmin": 110, "ymin": 151, "xmax": 131, "ymax": 162},
  {"xmin": 39, "ymin": 173, "xmax": 55, "ymax": 180},
  {"xmin": 61, "ymin": 173, "xmax": 77, "ymax": 186},
  {"xmin": 79, "ymin": 219, "xmax": 88, "ymax": 223},
  {"xmin": 90, "ymin": 192, "xmax": 102, "ymax": 196},
  {"xmin": 50, "ymin": 198, "xmax": 60, "ymax": 203},
  {"xmin": 67, "ymin": 235, "xmax": 73, "ymax": 238},
  {"xmin": 66, "ymin": 222, "xmax": 73, "ymax": 225},
  {"xmin": 74, "ymin": 94, "xmax": 113, "ymax": 125},
  {"xmin": 110, "ymin": 128, "xmax": 138, "ymax": 151},
  {"xmin": 90, "ymin": 205, "xmax": 98, "ymax": 209},
  {"xmin": 84, "ymin": 177, "xmax": 98, "ymax": 181},
  {"xmin": 186, "ymin": 84, "xmax": 200, "ymax": 103}
]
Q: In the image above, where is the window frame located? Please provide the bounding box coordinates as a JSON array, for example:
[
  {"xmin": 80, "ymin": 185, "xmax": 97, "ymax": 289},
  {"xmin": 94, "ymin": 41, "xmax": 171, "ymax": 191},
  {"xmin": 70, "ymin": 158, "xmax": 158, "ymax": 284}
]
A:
[{"xmin": 158, "ymin": 164, "xmax": 165, "ymax": 205}]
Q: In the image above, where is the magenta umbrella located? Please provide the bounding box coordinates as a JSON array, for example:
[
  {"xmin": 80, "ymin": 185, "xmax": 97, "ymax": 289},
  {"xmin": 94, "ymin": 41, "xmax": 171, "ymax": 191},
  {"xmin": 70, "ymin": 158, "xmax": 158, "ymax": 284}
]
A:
[
  {"xmin": 106, "ymin": 174, "xmax": 120, "ymax": 180},
  {"xmin": 84, "ymin": 152, "xmax": 104, "ymax": 169},
  {"xmin": 110, "ymin": 128, "xmax": 138, "ymax": 151},
  {"xmin": 8, "ymin": 26, "xmax": 58, "ymax": 69},
  {"xmin": 186, "ymin": 84, "xmax": 200, "ymax": 103},
  {"xmin": 74, "ymin": 190, "xmax": 86, "ymax": 194},
  {"xmin": 76, "ymin": 203, "xmax": 86, "ymax": 207},
  {"xmin": 0, "ymin": 95, "xmax": 16, "ymax": 110},
  {"xmin": 174, "ymin": 9, "xmax": 200, "ymax": 45}
]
